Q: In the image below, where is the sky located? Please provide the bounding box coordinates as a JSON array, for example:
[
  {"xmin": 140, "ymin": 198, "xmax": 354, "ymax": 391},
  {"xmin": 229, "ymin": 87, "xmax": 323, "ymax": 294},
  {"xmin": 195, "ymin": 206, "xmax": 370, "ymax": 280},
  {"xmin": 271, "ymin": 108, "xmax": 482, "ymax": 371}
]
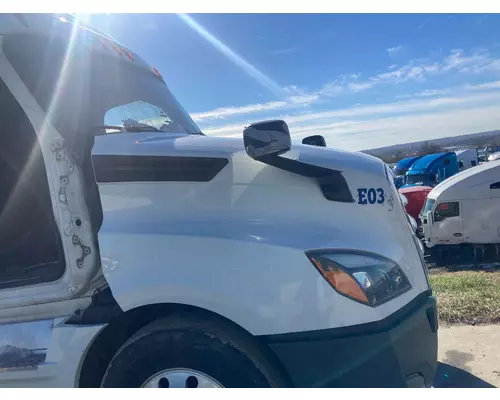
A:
[{"xmin": 87, "ymin": 13, "xmax": 500, "ymax": 151}]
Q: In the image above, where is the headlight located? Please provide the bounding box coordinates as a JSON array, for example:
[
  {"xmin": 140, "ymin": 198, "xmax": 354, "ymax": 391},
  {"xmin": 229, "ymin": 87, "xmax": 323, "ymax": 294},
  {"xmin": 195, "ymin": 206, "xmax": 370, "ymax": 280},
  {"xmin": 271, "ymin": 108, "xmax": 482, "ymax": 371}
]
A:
[{"xmin": 306, "ymin": 250, "xmax": 412, "ymax": 307}]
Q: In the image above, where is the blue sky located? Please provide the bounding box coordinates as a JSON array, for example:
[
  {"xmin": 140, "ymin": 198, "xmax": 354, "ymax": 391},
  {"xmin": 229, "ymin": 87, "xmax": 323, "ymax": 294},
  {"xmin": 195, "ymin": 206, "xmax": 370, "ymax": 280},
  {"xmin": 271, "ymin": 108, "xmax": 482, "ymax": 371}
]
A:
[{"xmin": 88, "ymin": 13, "xmax": 500, "ymax": 150}]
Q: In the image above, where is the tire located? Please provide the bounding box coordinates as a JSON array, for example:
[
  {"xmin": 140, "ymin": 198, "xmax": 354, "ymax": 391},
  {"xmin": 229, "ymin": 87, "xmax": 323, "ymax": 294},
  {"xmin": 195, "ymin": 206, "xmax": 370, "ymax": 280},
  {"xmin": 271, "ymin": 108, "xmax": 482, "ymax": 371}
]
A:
[{"xmin": 100, "ymin": 312, "xmax": 289, "ymax": 388}]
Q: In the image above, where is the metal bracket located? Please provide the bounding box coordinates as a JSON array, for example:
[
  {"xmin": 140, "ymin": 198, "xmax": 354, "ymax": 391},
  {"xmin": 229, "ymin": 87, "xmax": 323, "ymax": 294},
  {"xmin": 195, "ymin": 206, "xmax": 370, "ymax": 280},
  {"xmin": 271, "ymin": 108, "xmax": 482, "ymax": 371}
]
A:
[
  {"xmin": 72, "ymin": 235, "xmax": 91, "ymax": 269},
  {"xmin": 58, "ymin": 174, "xmax": 69, "ymax": 205}
]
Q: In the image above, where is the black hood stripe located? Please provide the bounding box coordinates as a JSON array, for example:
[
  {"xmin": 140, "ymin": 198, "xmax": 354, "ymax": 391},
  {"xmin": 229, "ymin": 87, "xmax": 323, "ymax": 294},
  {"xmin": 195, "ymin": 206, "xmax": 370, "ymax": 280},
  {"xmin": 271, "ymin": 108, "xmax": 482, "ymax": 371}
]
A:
[{"xmin": 92, "ymin": 155, "xmax": 229, "ymax": 183}]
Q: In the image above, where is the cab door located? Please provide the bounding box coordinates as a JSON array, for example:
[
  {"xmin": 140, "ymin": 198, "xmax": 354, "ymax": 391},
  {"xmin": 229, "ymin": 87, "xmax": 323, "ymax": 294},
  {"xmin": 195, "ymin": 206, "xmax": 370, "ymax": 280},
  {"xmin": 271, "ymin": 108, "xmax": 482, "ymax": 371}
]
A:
[
  {"xmin": 0, "ymin": 16, "xmax": 102, "ymax": 312},
  {"xmin": 0, "ymin": 17, "xmax": 103, "ymax": 380}
]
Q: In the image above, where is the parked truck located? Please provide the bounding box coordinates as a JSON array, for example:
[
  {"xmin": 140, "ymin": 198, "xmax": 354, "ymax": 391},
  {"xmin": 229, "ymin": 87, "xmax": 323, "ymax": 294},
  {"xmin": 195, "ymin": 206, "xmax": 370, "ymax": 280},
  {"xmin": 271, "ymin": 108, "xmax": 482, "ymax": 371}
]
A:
[
  {"xmin": 392, "ymin": 156, "xmax": 421, "ymax": 189},
  {"xmin": 0, "ymin": 14, "xmax": 437, "ymax": 388},
  {"xmin": 402, "ymin": 152, "xmax": 458, "ymax": 189},
  {"xmin": 422, "ymin": 159, "xmax": 500, "ymax": 265},
  {"xmin": 455, "ymin": 149, "xmax": 478, "ymax": 171}
]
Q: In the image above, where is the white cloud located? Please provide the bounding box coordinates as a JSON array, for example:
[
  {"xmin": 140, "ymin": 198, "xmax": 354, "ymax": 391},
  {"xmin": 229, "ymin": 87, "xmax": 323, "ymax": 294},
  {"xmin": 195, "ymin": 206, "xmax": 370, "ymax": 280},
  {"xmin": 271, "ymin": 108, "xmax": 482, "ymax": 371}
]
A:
[
  {"xmin": 317, "ymin": 82, "xmax": 344, "ymax": 97},
  {"xmin": 347, "ymin": 82, "xmax": 375, "ymax": 92},
  {"xmin": 285, "ymin": 91, "xmax": 500, "ymax": 125},
  {"xmin": 314, "ymin": 104, "xmax": 500, "ymax": 151},
  {"xmin": 193, "ymin": 46, "xmax": 500, "ymax": 139},
  {"xmin": 337, "ymin": 49, "xmax": 500, "ymax": 93},
  {"xmin": 192, "ymin": 86, "xmax": 323, "ymax": 123},
  {"xmin": 411, "ymin": 88, "xmax": 451, "ymax": 97},
  {"xmin": 202, "ymin": 91, "xmax": 500, "ymax": 150},
  {"xmin": 466, "ymin": 80, "xmax": 500, "ymax": 90},
  {"xmin": 387, "ymin": 45, "xmax": 403, "ymax": 58},
  {"xmin": 192, "ymin": 101, "xmax": 288, "ymax": 121},
  {"xmin": 201, "ymin": 123, "xmax": 244, "ymax": 137}
]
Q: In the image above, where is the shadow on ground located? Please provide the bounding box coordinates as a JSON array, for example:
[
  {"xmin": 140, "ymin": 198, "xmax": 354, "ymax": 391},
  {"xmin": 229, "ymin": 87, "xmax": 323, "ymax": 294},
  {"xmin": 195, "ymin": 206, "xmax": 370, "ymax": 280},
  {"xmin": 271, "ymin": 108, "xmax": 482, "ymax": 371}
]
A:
[{"xmin": 434, "ymin": 362, "xmax": 496, "ymax": 388}]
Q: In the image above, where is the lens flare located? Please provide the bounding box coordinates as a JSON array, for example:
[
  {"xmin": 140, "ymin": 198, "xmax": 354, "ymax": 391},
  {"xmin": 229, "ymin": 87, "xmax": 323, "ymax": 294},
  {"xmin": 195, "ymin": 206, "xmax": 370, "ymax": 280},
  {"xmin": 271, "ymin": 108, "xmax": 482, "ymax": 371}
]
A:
[
  {"xmin": 177, "ymin": 13, "xmax": 286, "ymax": 98},
  {"xmin": 0, "ymin": 15, "xmax": 81, "ymax": 230}
]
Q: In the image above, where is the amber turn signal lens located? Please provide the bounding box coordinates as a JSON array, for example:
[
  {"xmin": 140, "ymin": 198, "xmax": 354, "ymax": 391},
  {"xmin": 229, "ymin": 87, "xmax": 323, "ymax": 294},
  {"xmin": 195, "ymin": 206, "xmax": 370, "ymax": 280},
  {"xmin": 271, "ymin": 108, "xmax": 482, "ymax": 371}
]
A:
[
  {"xmin": 307, "ymin": 251, "xmax": 411, "ymax": 307},
  {"xmin": 311, "ymin": 257, "xmax": 369, "ymax": 305}
]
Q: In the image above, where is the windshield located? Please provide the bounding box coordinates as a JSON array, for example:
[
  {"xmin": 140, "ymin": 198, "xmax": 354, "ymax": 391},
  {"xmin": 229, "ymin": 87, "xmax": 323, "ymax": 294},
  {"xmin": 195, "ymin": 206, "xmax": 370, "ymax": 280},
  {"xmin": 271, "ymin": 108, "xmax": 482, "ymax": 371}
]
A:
[
  {"xmin": 421, "ymin": 198, "xmax": 436, "ymax": 216},
  {"xmin": 405, "ymin": 174, "xmax": 427, "ymax": 185},
  {"xmin": 393, "ymin": 168, "xmax": 407, "ymax": 176},
  {"xmin": 3, "ymin": 31, "xmax": 201, "ymax": 136}
]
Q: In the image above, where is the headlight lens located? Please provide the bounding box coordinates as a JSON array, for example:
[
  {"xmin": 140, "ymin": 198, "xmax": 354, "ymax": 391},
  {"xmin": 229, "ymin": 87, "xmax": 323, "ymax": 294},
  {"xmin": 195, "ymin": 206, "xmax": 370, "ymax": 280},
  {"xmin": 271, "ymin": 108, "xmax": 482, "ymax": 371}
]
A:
[{"xmin": 306, "ymin": 251, "xmax": 412, "ymax": 307}]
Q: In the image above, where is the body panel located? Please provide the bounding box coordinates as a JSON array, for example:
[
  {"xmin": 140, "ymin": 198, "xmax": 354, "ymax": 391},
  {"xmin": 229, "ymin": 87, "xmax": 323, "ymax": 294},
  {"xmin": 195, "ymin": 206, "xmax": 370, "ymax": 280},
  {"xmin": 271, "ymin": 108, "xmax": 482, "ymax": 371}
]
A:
[
  {"xmin": 0, "ymin": 317, "xmax": 104, "ymax": 387},
  {"xmin": 96, "ymin": 133, "xmax": 429, "ymax": 336}
]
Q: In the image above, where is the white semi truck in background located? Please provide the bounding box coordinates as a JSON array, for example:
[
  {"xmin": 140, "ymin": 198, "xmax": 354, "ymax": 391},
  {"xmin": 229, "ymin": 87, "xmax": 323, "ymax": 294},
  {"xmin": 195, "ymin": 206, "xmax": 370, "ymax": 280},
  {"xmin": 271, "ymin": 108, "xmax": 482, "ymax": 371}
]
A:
[
  {"xmin": 455, "ymin": 149, "xmax": 478, "ymax": 171},
  {"xmin": 423, "ymin": 159, "xmax": 500, "ymax": 265},
  {"xmin": 0, "ymin": 14, "xmax": 437, "ymax": 388}
]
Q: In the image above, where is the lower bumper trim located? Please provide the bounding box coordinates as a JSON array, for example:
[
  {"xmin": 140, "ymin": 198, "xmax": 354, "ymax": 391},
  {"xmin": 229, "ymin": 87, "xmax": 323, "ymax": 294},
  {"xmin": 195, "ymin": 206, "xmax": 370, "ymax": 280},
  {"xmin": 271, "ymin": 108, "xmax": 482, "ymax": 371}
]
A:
[{"xmin": 262, "ymin": 293, "xmax": 438, "ymax": 388}]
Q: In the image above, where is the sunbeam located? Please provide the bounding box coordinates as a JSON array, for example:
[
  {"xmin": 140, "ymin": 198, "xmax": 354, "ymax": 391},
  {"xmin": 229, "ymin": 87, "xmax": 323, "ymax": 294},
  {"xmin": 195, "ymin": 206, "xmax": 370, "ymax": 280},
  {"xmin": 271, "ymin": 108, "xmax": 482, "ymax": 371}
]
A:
[
  {"xmin": 177, "ymin": 13, "xmax": 286, "ymax": 98},
  {"xmin": 0, "ymin": 15, "xmax": 80, "ymax": 230}
]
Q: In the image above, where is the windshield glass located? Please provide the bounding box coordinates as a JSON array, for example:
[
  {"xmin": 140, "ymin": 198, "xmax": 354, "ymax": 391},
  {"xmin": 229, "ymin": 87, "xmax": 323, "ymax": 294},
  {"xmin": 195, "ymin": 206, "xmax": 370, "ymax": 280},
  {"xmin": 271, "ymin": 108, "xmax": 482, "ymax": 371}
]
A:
[
  {"xmin": 422, "ymin": 198, "xmax": 436, "ymax": 216},
  {"xmin": 3, "ymin": 31, "xmax": 201, "ymax": 136},
  {"xmin": 393, "ymin": 168, "xmax": 407, "ymax": 176},
  {"xmin": 405, "ymin": 174, "xmax": 426, "ymax": 185}
]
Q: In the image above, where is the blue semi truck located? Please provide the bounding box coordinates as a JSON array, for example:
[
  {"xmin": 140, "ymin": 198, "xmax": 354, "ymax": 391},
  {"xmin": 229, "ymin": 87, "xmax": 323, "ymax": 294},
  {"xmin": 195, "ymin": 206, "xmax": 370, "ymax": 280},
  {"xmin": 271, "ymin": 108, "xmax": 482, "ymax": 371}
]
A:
[
  {"xmin": 401, "ymin": 152, "xmax": 459, "ymax": 189},
  {"xmin": 392, "ymin": 156, "xmax": 421, "ymax": 189}
]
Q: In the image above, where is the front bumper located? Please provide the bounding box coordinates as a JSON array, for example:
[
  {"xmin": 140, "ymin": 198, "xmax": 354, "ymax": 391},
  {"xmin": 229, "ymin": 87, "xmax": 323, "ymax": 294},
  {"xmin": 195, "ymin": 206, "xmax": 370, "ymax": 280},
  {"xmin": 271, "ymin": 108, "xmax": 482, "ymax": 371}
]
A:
[{"xmin": 263, "ymin": 292, "xmax": 438, "ymax": 388}]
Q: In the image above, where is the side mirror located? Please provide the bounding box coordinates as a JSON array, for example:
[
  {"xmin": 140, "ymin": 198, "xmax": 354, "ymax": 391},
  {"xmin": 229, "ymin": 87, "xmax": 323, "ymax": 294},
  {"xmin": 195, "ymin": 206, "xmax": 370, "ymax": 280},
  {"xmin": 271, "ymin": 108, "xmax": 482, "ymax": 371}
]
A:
[
  {"xmin": 302, "ymin": 135, "xmax": 326, "ymax": 147},
  {"xmin": 243, "ymin": 120, "xmax": 291, "ymax": 160},
  {"xmin": 427, "ymin": 210, "xmax": 433, "ymax": 225}
]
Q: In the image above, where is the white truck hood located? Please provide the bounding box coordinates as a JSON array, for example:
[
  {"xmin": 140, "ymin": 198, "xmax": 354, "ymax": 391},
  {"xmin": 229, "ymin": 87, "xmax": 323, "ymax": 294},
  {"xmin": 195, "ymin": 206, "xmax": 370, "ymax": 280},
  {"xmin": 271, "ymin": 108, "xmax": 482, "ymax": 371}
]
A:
[{"xmin": 92, "ymin": 132, "xmax": 384, "ymax": 177}]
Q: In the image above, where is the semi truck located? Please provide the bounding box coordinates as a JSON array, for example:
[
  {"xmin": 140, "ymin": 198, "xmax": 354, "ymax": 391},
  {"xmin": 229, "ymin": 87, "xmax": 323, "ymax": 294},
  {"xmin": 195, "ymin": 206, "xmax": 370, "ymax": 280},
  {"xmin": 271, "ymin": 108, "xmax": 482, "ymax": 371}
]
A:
[
  {"xmin": 455, "ymin": 149, "xmax": 478, "ymax": 171},
  {"xmin": 392, "ymin": 156, "xmax": 421, "ymax": 189},
  {"xmin": 422, "ymin": 159, "xmax": 500, "ymax": 265},
  {"xmin": 0, "ymin": 14, "xmax": 437, "ymax": 388},
  {"xmin": 402, "ymin": 152, "xmax": 458, "ymax": 189}
]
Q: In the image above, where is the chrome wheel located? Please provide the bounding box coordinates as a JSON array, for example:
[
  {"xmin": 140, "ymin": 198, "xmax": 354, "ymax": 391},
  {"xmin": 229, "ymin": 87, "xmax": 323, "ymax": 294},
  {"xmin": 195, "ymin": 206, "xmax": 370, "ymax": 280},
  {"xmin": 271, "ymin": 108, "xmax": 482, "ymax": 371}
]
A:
[{"xmin": 141, "ymin": 368, "xmax": 224, "ymax": 388}]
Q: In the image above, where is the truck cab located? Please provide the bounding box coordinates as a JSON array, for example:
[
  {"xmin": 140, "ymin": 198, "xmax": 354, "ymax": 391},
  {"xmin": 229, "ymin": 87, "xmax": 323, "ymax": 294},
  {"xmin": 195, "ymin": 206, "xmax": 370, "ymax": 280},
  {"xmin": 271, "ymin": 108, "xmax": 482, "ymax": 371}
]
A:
[
  {"xmin": 0, "ymin": 14, "xmax": 437, "ymax": 388},
  {"xmin": 455, "ymin": 149, "xmax": 478, "ymax": 171},
  {"xmin": 402, "ymin": 152, "xmax": 458, "ymax": 189},
  {"xmin": 393, "ymin": 156, "xmax": 421, "ymax": 189},
  {"xmin": 422, "ymin": 160, "xmax": 500, "ymax": 264},
  {"xmin": 484, "ymin": 145, "xmax": 500, "ymax": 160}
]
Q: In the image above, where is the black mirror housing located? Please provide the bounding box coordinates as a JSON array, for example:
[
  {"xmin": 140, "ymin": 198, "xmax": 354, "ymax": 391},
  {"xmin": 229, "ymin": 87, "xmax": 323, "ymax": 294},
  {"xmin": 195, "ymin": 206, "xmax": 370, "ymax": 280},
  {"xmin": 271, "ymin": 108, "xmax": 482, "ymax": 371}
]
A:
[
  {"xmin": 243, "ymin": 120, "xmax": 291, "ymax": 160},
  {"xmin": 302, "ymin": 135, "xmax": 326, "ymax": 147}
]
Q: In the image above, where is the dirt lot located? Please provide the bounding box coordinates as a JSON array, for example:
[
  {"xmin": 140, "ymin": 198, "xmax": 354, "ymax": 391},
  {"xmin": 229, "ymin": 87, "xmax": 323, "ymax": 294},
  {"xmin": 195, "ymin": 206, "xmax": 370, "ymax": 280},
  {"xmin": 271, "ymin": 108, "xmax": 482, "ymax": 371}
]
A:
[{"xmin": 436, "ymin": 324, "xmax": 500, "ymax": 388}]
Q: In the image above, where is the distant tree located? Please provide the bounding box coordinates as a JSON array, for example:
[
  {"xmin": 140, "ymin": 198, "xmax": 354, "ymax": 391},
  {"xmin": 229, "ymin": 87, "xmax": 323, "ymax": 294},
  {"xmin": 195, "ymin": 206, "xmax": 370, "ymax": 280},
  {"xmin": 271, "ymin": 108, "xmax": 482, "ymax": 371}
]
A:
[
  {"xmin": 417, "ymin": 141, "xmax": 442, "ymax": 156},
  {"xmin": 393, "ymin": 150, "xmax": 404, "ymax": 161}
]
